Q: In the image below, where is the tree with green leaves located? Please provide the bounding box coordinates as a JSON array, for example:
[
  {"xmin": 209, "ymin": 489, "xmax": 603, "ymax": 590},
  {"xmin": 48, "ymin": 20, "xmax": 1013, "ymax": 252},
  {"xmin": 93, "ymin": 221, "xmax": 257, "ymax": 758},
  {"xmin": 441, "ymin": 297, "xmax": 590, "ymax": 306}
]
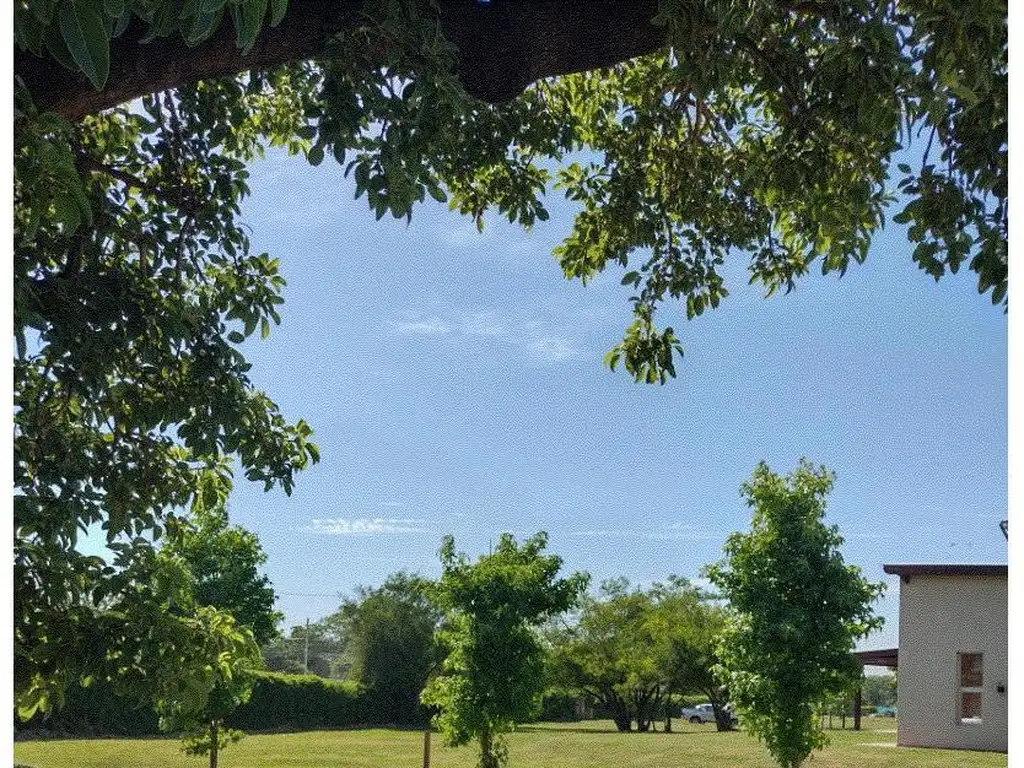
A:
[
  {"xmin": 13, "ymin": 0, "xmax": 1004, "ymax": 718},
  {"xmin": 649, "ymin": 577, "xmax": 734, "ymax": 732},
  {"xmin": 704, "ymin": 460, "xmax": 885, "ymax": 768},
  {"xmin": 163, "ymin": 505, "xmax": 283, "ymax": 646},
  {"xmin": 335, "ymin": 572, "xmax": 441, "ymax": 725},
  {"xmin": 861, "ymin": 672, "xmax": 897, "ymax": 709},
  {"xmin": 547, "ymin": 575, "xmax": 725, "ymax": 733},
  {"xmin": 546, "ymin": 578, "xmax": 664, "ymax": 733},
  {"xmin": 261, "ymin": 619, "xmax": 344, "ymax": 678},
  {"xmin": 422, "ymin": 533, "xmax": 588, "ymax": 768},
  {"xmin": 156, "ymin": 504, "xmax": 281, "ymax": 766}
]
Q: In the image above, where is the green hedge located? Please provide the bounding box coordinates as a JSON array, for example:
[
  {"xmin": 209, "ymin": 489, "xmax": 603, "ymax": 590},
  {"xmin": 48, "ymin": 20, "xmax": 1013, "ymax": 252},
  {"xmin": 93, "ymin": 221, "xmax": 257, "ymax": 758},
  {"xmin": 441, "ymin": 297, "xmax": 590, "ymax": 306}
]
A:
[
  {"xmin": 227, "ymin": 672, "xmax": 378, "ymax": 731},
  {"xmin": 16, "ymin": 672, "xmax": 396, "ymax": 737},
  {"xmin": 15, "ymin": 680, "xmax": 160, "ymax": 737}
]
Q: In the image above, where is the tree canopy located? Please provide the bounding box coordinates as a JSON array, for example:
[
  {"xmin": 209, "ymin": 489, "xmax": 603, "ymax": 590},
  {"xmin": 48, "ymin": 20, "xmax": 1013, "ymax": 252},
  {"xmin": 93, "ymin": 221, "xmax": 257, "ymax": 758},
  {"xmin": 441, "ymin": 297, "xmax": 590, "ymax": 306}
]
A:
[
  {"xmin": 422, "ymin": 532, "xmax": 588, "ymax": 768},
  {"xmin": 335, "ymin": 572, "xmax": 442, "ymax": 724},
  {"xmin": 547, "ymin": 576, "xmax": 728, "ymax": 733},
  {"xmin": 163, "ymin": 505, "xmax": 282, "ymax": 646},
  {"xmin": 13, "ymin": 0, "xmax": 1005, "ymax": 717},
  {"xmin": 705, "ymin": 460, "xmax": 885, "ymax": 768}
]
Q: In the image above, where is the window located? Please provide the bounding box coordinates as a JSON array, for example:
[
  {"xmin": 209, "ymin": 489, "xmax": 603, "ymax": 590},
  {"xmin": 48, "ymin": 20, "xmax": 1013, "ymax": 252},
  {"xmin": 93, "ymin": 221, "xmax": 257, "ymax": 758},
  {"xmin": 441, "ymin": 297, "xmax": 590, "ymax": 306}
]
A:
[{"xmin": 958, "ymin": 652, "xmax": 983, "ymax": 724}]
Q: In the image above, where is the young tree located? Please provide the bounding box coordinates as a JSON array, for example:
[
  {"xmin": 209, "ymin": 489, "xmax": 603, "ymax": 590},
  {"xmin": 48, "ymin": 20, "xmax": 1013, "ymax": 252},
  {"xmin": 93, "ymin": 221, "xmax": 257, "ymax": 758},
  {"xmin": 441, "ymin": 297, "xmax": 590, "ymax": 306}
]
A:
[
  {"xmin": 156, "ymin": 503, "xmax": 281, "ymax": 766},
  {"xmin": 704, "ymin": 460, "xmax": 885, "ymax": 768},
  {"xmin": 164, "ymin": 505, "xmax": 283, "ymax": 646},
  {"xmin": 422, "ymin": 533, "xmax": 588, "ymax": 768},
  {"xmin": 336, "ymin": 572, "xmax": 442, "ymax": 724}
]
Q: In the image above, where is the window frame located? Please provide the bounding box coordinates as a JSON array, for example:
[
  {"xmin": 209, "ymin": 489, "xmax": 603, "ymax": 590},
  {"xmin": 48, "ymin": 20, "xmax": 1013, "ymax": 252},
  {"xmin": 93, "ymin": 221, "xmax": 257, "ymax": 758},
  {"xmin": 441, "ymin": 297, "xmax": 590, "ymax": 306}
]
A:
[{"xmin": 956, "ymin": 651, "xmax": 984, "ymax": 725}]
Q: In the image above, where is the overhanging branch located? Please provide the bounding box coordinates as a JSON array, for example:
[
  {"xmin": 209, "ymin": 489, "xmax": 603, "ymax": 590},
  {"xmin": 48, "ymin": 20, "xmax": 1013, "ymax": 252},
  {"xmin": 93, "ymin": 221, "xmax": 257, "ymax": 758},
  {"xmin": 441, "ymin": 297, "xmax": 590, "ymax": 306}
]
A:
[{"xmin": 15, "ymin": 0, "xmax": 663, "ymax": 120}]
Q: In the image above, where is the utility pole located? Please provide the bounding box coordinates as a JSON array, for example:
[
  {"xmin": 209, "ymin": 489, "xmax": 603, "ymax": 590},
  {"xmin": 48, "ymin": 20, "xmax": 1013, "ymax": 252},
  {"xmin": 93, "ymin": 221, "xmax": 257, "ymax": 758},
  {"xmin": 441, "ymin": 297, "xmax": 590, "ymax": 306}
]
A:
[{"xmin": 303, "ymin": 617, "xmax": 310, "ymax": 674}]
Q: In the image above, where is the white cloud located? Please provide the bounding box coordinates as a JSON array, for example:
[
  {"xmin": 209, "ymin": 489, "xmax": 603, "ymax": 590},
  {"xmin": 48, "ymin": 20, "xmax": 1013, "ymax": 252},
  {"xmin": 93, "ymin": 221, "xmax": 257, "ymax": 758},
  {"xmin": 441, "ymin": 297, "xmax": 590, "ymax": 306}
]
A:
[
  {"xmin": 309, "ymin": 517, "xmax": 428, "ymax": 535},
  {"xmin": 569, "ymin": 528, "xmax": 722, "ymax": 542},
  {"xmin": 460, "ymin": 312, "xmax": 507, "ymax": 337},
  {"xmin": 391, "ymin": 317, "xmax": 451, "ymax": 335},
  {"xmin": 525, "ymin": 335, "xmax": 578, "ymax": 363},
  {"xmin": 391, "ymin": 309, "xmax": 582, "ymax": 365}
]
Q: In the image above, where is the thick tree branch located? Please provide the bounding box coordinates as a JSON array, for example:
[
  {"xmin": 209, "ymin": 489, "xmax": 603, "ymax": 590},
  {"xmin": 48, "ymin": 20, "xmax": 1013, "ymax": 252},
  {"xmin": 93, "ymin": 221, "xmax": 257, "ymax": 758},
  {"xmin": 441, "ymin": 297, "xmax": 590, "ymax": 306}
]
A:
[{"xmin": 15, "ymin": 0, "xmax": 663, "ymax": 121}]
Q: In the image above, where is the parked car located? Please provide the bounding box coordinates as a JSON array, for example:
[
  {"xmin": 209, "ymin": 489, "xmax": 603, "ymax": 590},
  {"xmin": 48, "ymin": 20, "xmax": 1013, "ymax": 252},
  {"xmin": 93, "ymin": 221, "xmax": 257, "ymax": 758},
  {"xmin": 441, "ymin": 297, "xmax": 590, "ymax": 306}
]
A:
[{"xmin": 680, "ymin": 703, "xmax": 737, "ymax": 725}]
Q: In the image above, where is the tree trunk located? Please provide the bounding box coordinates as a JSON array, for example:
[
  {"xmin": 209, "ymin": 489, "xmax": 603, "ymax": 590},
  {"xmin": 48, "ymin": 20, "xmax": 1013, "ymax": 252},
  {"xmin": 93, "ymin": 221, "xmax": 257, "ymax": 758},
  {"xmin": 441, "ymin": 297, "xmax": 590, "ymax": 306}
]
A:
[
  {"xmin": 479, "ymin": 728, "xmax": 499, "ymax": 768},
  {"xmin": 209, "ymin": 721, "xmax": 219, "ymax": 768},
  {"xmin": 709, "ymin": 698, "xmax": 735, "ymax": 732},
  {"xmin": 602, "ymin": 690, "xmax": 632, "ymax": 732}
]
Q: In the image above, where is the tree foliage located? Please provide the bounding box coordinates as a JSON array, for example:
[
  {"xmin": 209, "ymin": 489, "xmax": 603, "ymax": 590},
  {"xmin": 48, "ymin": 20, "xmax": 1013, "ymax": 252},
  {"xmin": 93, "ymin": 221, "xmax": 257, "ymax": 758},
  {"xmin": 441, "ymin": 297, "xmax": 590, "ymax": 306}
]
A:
[
  {"xmin": 335, "ymin": 572, "xmax": 442, "ymax": 724},
  {"xmin": 705, "ymin": 460, "xmax": 885, "ymax": 768},
  {"xmin": 861, "ymin": 672, "xmax": 897, "ymax": 709},
  {"xmin": 422, "ymin": 533, "xmax": 588, "ymax": 768},
  {"xmin": 154, "ymin": 505, "xmax": 281, "ymax": 766},
  {"xmin": 163, "ymin": 505, "xmax": 283, "ymax": 646},
  {"xmin": 12, "ymin": 0, "xmax": 1004, "ymax": 716},
  {"xmin": 547, "ymin": 576, "xmax": 727, "ymax": 732}
]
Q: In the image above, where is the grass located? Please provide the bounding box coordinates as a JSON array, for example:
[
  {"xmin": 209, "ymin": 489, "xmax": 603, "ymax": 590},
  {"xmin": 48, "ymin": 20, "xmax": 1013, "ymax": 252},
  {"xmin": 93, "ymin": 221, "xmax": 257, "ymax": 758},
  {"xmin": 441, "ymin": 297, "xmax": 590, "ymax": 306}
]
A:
[{"xmin": 14, "ymin": 717, "xmax": 1008, "ymax": 768}]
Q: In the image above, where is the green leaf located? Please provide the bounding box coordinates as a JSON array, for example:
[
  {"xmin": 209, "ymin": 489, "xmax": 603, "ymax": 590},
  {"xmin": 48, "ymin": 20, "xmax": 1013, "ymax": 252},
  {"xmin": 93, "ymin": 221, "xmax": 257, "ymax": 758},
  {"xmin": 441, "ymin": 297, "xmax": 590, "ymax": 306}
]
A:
[
  {"xmin": 269, "ymin": 0, "xmax": 286, "ymax": 26},
  {"xmin": 59, "ymin": 0, "xmax": 110, "ymax": 89},
  {"xmin": 185, "ymin": 8, "xmax": 223, "ymax": 45},
  {"xmin": 227, "ymin": 330, "xmax": 245, "ymax": 344},
  {"xmin": 306, "ymin": 145, "xmax": 324, "ymax": 166},
  {"xmin": 103, "ymin": 0, "xmax": 124, "ymax": 19},
  {"xmin": 427, "ymin": 183, "xmax": 447, "ymax": 203},
  {"xmin": 233, "ymin": 0, "xmax": 267, "ymax": 54}
]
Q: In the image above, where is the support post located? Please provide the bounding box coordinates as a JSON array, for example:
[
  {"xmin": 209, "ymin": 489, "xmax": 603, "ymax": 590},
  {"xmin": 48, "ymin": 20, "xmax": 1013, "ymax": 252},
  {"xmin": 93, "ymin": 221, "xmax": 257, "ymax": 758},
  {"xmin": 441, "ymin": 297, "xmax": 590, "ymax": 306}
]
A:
[
  {"xmin": 853, "ymin": 686, "xmax": 862, "ymax": 731},
  {"xmin": 423, "ymin": 729, "xmax": 431, "ymax": 768}
]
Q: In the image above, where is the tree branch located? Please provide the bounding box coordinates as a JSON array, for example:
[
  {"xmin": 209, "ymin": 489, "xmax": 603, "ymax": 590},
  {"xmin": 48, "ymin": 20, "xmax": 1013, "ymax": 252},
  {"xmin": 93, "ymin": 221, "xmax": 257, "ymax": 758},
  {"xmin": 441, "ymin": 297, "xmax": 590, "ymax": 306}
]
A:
[{"xmin": 16, "ymin": 0, "xmax": 663, "ymax": 121}]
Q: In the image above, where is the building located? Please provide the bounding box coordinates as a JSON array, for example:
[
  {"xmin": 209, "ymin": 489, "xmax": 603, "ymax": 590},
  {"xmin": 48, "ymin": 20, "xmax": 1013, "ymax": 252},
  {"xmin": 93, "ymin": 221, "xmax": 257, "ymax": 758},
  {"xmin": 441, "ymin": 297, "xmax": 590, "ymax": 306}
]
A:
[{"xmin": 882, "ymin": 563, "xmax": 1008, "ymax": 752}]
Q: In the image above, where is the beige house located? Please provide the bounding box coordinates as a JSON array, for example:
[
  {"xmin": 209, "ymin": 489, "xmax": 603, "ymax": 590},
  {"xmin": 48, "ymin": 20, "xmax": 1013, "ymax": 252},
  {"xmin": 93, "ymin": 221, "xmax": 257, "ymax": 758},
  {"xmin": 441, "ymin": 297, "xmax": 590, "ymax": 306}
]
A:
[{"xmin": 884, "ymin": 563, "xmax": 1008, "ymax": 752}]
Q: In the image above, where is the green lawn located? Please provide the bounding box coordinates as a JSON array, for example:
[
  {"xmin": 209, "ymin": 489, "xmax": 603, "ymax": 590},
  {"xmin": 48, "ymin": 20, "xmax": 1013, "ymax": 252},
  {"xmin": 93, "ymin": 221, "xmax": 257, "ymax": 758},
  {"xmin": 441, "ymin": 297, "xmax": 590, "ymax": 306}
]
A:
[{"xmin": 14, "ymin": 718, "xmax": 1007, "ymax": 768}]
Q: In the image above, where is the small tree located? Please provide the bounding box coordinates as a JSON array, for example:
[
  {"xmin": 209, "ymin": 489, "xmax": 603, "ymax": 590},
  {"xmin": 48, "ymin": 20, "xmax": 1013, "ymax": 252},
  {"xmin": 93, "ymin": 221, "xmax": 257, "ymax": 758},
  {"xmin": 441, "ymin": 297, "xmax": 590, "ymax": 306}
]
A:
[
  {"xmin": 337, "ymin": 572, "xmax": 441, "ymax": 723},
  {"xmin": 422, "ymin": 533, "xmax": 588, "ymax": 768},
  {"xmin": 161, "ymin": 503, "xmax": 280, "ymax": 767},
  {"xmin": 705, "ymin": 460, "xmax": 884, "ymax": 768},
  {"xmin": 155, "ymin": 607, "xmax": 261, "ymax": 768},
  {"xmin": 166, "ymin": 505, "xmax": 283, "ymax": 646}
]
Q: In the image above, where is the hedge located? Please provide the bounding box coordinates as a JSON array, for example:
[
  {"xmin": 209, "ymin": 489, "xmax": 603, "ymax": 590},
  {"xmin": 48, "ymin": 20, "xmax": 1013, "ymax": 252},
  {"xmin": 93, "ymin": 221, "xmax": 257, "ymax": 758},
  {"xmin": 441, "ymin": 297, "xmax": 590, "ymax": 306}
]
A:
[
  {"xmin": 226, "ymin": 672, "xmax": 381, "ymax": 731},
  {"xmin": 16, "ymin": 672, "xmax": 395, "ymax": 737}
]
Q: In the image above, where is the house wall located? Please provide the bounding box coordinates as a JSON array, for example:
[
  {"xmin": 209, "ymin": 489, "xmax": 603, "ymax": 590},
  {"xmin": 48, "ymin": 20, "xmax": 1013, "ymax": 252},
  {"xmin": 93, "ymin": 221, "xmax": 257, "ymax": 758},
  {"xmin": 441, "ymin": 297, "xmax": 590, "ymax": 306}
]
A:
[{"xmin": 896, "ymin": 574, "xmax": 1007, "ymax": 751}]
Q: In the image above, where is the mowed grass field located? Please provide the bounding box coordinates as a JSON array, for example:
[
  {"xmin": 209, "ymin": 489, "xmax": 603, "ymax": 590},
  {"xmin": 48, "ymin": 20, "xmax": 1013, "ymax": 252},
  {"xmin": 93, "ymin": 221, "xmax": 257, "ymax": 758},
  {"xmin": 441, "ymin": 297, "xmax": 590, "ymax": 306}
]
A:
[{"xmin": 14, "ymin": 718, "xmax": 1008, "ymax": 768}]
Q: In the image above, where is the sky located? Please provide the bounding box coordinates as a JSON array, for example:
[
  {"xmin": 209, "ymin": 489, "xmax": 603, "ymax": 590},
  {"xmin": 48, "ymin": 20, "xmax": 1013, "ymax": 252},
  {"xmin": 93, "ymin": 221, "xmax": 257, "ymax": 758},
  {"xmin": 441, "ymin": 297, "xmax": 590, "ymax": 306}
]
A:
[{"xmin": 215, "ymin": 147, "xmax": 1007, "ymax": 652}]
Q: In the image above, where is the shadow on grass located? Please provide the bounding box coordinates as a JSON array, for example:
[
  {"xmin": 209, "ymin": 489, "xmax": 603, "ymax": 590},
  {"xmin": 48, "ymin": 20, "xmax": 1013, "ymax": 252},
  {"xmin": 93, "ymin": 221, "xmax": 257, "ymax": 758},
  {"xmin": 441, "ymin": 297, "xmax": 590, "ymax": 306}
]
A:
[{"xmin": 518, "ymin": 725, "xmax": 708, "ymax": 736}]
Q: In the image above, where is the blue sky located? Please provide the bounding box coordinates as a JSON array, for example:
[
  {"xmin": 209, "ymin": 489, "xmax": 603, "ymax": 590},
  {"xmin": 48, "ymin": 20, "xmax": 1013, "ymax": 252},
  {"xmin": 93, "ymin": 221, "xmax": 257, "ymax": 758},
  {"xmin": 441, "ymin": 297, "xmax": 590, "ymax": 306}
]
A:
[{"xmin": 223, "ymin": 148, "xmax": 1007, "ymax": 651}]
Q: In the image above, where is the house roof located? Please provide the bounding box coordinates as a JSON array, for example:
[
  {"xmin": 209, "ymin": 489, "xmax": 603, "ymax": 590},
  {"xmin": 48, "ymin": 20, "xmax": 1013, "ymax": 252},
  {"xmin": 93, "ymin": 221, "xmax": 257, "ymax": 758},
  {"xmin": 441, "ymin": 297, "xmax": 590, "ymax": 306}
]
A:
[
  {"xmin": 882, "ymin": 564, "xmax": 1007, "ymax": 577},
  {"xmin": 854, "ymin": 647, "xmax": 898, "ymax": 667}
]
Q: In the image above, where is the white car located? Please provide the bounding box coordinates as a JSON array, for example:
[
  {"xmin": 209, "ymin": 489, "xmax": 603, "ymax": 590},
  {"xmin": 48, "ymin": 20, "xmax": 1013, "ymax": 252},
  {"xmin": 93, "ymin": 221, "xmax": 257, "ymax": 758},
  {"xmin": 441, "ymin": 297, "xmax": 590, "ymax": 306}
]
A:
[
  {"xmin": 680, "ymin": 702, "xmax": 737, "ymax": 725},
  {"xmin": 680, "ymin": 703, "xmax": 718, "ymax": 724}
]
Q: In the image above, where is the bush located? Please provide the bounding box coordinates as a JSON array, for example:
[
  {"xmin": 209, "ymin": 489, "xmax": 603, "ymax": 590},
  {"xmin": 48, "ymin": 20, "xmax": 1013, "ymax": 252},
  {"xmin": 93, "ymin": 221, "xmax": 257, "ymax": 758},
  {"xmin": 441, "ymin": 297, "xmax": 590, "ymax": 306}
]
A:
[
  {"xmin": 227, "ymin": 672, "xmax": 373, "ymax": 731},
  {"xmin": 16, "ymin": 672, "xmax": 394, "ymax": 737},
  {"xmin": 15, "ymin": 680, "xmax": 159, "ymax": 737}
]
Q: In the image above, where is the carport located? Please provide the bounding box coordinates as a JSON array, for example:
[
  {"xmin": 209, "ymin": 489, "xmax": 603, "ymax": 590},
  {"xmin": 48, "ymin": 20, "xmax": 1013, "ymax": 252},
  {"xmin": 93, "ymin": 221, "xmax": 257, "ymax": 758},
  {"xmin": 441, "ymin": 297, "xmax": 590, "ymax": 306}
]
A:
[{"xmin": 852, "ymin": 648, "xmax": 898, "ymax": 730}]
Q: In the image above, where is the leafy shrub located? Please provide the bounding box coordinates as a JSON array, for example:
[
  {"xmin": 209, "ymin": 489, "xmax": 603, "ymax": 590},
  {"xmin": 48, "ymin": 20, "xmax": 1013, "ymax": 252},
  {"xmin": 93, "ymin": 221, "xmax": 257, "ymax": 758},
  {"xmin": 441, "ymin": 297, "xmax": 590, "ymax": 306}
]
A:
[
  {"xmin": 16, "ymin": 672, "xmax": 391, "ymax": 736},
  {"xmin": 227, "ymin": 672, "xmax": 373, "ymax": 731}
]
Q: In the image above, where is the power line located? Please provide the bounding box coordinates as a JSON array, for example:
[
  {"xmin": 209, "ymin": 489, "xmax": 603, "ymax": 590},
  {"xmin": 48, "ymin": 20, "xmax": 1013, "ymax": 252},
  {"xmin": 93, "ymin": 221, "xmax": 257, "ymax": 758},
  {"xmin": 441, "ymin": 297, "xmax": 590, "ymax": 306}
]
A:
[{"xmin": 276, "ymin": 591, "xmax": 341, "ymax": 598}]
